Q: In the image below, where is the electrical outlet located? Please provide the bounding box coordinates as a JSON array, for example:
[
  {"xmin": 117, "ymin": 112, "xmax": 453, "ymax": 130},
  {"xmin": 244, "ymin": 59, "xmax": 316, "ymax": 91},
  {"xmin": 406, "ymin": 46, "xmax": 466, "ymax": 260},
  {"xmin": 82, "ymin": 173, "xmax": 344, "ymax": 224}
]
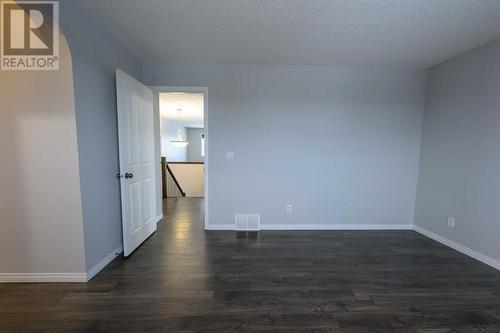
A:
[
  {"xmin": 447, "ymin": 216, "xmax": 455, "ymax": 227},
  {"xmin": 225, "ymin": 151, "xmax": 235, "ymax": 160},
  {"xmin": 286, "ymin": 204, "xmax": 293, "ymax": 214}
]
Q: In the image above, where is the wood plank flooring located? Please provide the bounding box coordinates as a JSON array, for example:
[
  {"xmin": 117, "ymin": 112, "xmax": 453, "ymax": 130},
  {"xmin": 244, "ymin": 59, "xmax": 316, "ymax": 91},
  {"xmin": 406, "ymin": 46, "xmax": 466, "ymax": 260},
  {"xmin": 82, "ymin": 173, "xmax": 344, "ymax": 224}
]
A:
[{"xmin": 1, "ymin": 198, "xmax": 500, "ymax": 332}]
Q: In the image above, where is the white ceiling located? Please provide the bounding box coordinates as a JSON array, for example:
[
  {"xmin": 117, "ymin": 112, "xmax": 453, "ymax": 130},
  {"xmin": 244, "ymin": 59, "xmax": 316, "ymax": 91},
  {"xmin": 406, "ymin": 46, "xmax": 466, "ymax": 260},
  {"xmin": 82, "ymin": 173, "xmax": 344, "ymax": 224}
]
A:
[
  {"xmin": 160, "ymin": 92, "xmax": 204, "ymax": 128},
  {"xmin": 79, "ymin": 0, "xmax": 500, "ymax": 68}
]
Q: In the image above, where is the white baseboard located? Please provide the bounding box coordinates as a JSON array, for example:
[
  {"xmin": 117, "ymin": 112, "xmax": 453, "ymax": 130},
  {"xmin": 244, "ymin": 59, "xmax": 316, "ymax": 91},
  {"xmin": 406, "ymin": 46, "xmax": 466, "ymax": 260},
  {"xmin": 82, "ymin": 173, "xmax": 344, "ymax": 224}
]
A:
[
  {"xmin": 261, "ymin": 224, "xmax": 413, "ymax": 230},
  {"xmin": 85, "ymin": 245, "xmax": 123, "ymax": 281},
  {"xmin": 413, "ymin": 225, "xmax": 500, "ymax": 271},
  {"xmin": 205, "ymin": 223, "xmax": 413, "ymax": 231},
  {"xmin": 4, "ymin": 224, "xmax": 496, "ymax": 283},
  {"xmin": 155, "ymin": 214, "xmax": 163, "ymax": 223},
  {"xmin": 205, "ymin": 223, "xmax": 233, "ymax": 230},
  {"xmin": 0, "ymin": 245, "xmax": 124, "ymax": 283},
  {"xmin": 0, "ymin": 273, "xmax": 86, "ymax": 283}
]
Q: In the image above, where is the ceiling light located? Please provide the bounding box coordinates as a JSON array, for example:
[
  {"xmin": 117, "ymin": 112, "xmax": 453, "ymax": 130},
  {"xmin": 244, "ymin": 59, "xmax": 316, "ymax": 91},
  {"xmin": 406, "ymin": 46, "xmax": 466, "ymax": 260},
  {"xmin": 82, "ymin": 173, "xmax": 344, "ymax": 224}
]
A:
[{"xmin": 171, "ymin": 108, "xmax": 189, "ymax": 148}]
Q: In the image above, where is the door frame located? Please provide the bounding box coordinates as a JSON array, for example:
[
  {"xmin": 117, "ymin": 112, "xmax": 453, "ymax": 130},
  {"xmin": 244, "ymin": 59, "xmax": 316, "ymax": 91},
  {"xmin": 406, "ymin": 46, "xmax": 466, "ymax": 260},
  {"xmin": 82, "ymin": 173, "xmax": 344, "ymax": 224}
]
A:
[{"xmin": 150, "ymin": 86, "xmax": 209, "ymax": 230}]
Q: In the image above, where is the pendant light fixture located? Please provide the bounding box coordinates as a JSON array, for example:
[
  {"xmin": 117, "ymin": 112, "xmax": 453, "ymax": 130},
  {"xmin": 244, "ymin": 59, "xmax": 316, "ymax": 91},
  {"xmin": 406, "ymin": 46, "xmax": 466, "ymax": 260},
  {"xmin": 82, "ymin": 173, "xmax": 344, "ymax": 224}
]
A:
[{"xmin": 171, "ymin": 108, "xmax": 189, "ymax": 148}]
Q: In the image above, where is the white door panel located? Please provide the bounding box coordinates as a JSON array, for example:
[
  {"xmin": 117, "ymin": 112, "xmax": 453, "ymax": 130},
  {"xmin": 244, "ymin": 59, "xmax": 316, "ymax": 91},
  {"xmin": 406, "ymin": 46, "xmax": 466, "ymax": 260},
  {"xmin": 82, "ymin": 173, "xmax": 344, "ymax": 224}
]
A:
[{"xmin": 116, "ymin": 69, "xmax": 157, "ymax": 257}]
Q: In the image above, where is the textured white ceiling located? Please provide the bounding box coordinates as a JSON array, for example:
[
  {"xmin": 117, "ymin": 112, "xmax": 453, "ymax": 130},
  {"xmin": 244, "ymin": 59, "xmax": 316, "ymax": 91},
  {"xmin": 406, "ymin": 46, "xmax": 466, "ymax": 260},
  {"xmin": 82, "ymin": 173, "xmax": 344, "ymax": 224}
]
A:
[
  {"xmin": 160, "ymin": 92, "xmax": 204, "ymax": 128},
  {"xmin": 79, "ymin": 0, "xmax": 500, "ymax": 68}
]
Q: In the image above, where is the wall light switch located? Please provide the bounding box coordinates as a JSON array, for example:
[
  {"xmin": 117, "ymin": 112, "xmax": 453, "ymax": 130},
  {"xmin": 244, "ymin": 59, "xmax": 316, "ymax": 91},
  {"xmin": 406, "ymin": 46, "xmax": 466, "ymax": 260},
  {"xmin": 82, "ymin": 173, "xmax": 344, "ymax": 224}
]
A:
[
  {"xmin": 286, "ymin": 205, "xmax": 293, "ymax": 214},
  {"xmin": 447, "ymin": 216, "xmax": 455, "ymax": 227},
  {"xmin": 225, "ymin": 151, "xmax": 235, "ymax": 160}
]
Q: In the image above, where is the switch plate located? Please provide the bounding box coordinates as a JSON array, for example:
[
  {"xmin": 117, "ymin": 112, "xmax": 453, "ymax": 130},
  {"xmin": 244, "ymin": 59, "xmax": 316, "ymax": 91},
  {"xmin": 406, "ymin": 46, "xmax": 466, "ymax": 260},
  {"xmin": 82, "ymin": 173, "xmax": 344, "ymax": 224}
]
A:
[
  {"xmin": 447, "ymin": 216, "xmax": 455, "ymax": 227},
  {"xmin": 286, "ymin": 205, "xmax": 293, "ymax": 214},
  {"xmin": 225, "ymin": 151, "xmax": 235, "ymax": 160}
]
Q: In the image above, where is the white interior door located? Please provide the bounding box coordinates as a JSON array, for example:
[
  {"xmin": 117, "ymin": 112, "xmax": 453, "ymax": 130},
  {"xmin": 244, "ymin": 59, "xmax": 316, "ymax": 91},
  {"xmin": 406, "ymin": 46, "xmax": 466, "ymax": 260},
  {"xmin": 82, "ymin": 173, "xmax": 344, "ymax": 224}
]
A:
[{"xmin": 116, "ymin": 69, "xmax": 157, "ymax": 257}]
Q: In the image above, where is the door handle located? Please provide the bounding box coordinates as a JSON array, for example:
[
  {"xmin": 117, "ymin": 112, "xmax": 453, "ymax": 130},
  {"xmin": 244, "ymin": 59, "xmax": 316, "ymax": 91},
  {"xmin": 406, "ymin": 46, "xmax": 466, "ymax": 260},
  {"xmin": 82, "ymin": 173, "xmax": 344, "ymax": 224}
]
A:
[{"xmin": 124, "ymin": 172, "xmax": 134, "ymax": 179}]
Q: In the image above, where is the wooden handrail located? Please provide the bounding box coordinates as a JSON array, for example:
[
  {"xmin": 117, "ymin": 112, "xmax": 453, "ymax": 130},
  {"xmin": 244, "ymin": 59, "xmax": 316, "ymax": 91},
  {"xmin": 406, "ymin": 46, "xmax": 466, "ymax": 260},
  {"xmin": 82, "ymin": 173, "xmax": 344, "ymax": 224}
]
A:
[
  {"xmin": 166, "ymin": 163, "xmax": 186, "ymax": 197},
  {"xmin": 161, "ymin": 157, "xmax": 167, "ymax": 198}
]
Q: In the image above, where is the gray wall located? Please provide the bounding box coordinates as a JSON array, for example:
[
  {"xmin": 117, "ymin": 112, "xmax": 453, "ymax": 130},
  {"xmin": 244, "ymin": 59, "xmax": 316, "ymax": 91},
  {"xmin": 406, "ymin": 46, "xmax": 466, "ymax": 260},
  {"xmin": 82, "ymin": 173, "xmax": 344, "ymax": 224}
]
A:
[
  {"xmin": 187, "ymin": 128, "xmax": 205, "ymax": 162},
  {"xmin": 143, "ymin": 63, "xmax": 426, "ymax": 227},
  {"xmin": 0, "ymin": 34, "xmax": 86, "ymax": 274},
  {"xmin": 415, "ymin": 38, "xmax": 500, "ymax": 262},
  {"xmin": 61, "ymin": 1, "xmax": 142, "ymax": 270}
]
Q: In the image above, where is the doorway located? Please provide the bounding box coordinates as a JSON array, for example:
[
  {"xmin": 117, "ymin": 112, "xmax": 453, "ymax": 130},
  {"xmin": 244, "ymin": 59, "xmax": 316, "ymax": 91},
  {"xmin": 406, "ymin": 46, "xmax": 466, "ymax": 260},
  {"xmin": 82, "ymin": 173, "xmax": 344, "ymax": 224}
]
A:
[{"xmin": 151, "ymin": 87, "xmax": 209, "ymax": 230}]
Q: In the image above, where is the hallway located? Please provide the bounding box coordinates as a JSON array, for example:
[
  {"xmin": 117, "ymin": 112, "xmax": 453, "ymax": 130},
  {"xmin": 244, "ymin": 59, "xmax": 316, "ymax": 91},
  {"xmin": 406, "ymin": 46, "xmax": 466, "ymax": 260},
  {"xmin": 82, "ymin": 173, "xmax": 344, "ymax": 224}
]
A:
[{"xmin": 1, "ymin": 198, "xmax": 500, "ymax": 332}]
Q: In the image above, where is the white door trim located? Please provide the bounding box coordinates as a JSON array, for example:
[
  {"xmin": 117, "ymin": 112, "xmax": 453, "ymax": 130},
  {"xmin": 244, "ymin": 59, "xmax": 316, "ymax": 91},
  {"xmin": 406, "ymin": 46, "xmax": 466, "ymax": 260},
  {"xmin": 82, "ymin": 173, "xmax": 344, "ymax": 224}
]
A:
[{"xmin": 150, "ymin": 86, "xmax": 209, "ymax": 230}]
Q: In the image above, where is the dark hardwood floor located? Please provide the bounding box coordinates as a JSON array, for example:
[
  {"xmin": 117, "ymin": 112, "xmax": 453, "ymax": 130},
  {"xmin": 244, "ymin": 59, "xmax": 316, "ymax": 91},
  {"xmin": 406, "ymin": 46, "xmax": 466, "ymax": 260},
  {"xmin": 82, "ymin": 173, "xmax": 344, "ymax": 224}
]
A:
[{"xmin": 1, "ymin": 198, "xmax": 500, "ymax": 332}]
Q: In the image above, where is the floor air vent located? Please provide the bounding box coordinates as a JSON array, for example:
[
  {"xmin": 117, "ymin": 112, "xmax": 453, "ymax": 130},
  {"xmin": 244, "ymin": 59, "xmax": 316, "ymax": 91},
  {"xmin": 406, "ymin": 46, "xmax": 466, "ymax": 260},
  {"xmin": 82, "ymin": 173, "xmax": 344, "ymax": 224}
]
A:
[{"xmin": 234, "ymin": 214, "xmax": 261, "ymax": 231}]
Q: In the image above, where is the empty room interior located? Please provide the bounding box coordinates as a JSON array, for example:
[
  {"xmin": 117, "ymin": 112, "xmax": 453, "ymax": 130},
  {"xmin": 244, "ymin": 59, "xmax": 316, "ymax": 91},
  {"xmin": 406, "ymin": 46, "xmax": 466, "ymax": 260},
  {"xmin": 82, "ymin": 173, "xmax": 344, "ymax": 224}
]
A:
[{"xmin": 1, "ymin": 0, "xmax": 500, "ymax": 332}]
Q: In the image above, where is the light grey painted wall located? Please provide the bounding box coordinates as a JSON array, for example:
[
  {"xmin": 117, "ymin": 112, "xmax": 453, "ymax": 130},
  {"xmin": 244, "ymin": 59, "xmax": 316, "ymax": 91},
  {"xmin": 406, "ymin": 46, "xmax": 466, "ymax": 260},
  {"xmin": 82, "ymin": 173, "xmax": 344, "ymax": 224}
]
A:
[
  {"xmin": 415, "ymin": 38, "xmax": 500, "ymax": 262},
  {"xmin": 143, "ymin": 63, "xmax": 426, "ymax": 227},
  {"xmin": 187, "ymin": 128, "xmax": 205, "ymax": 162},
  {"xmin": 161, "ymin": 119, "xmax": 187, "ymax": 162},
  {"xmin": 61, "ymin": 1, "xmax": 142, "ymax": 270},
  {"xmin": 0, "ymin": 35, "xmax": 86, "ymax": 274}
]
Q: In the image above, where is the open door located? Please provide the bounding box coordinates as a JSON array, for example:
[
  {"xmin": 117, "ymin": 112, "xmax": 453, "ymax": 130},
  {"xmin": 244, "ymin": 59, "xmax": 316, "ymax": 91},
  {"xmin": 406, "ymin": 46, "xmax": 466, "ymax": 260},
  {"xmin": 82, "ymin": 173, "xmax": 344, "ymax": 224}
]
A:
[{"xmin": 116, "ymin": 69, "xmax": 157, "ymax": 256}]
